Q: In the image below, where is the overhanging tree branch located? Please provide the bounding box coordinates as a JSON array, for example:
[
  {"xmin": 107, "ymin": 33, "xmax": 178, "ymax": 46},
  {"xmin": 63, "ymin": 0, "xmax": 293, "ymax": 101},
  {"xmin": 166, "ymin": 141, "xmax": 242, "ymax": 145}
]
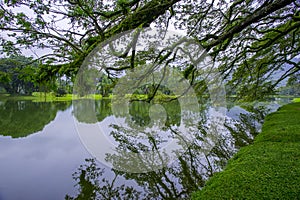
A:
[{"xmin": 204, "ymin": 0, "xmax": 295, "ymax": 51}]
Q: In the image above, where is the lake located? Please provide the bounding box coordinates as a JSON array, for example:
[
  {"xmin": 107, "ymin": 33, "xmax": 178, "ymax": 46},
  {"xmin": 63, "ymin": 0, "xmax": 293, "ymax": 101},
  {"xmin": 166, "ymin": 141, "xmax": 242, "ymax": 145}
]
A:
[{"xmin": 0, "ymin": 98, "xmax": 285, "ymax": 199}]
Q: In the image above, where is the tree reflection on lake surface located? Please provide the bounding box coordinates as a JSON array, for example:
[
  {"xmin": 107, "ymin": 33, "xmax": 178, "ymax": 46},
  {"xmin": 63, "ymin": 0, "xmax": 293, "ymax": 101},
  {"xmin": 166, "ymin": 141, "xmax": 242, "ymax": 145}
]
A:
[
  {"xmin": 69, "ymin": 99, "xmax": 276, "ymax": 199},
  {"xmin": 0, "ymin": 98, "xmax": 281, "ymax": 199},
  {"xmin": 0, "ymin": 100, "xmax": 71, "ymax": 138}
]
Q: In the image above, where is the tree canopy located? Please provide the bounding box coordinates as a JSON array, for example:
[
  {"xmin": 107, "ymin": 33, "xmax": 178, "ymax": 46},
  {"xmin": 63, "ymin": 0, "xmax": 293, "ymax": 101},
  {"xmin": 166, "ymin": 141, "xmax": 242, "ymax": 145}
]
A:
[
  {"xmin": 0, "ymin": 0, "xmax": 299, "ymax": 100},
  {"xmin": 0, "ymin": 55, "xmax": 38, "ymax": 94}
]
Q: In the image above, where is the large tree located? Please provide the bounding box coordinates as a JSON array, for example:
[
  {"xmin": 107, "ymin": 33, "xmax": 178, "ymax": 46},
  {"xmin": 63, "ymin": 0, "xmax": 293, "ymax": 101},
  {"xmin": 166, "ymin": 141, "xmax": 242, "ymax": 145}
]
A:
[
  {"xmin": 0, "ymin": 0, "xmax": 299, "ymax": 100},
  {"xmin": 0, "ymin": 55, "xmax": 38, "ymax": 94}
]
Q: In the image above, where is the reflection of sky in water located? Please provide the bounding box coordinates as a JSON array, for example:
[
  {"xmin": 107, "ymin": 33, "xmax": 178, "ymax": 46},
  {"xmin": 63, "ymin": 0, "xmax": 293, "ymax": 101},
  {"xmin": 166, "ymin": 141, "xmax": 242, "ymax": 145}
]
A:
[
  {"xmin": 0, "ymin": 107, "xmax": 91, "ymax": 200},
  {"xmin": 0, "ymin": 99, "xmax": 283, "ymax": 199},
  {"xmin": 226, "ymin": 106, "xmax": 248, "ymax": 120}
]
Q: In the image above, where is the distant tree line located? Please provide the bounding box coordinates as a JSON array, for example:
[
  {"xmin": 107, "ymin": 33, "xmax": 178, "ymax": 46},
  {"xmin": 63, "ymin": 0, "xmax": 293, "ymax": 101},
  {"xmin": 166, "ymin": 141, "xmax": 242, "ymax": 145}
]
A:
[
  {"xmin": 0, "ymin": 55, "xmax": 73, "ymax": 96},
  {"xmin": 278, "ymin": 73, "xmax": 300, "ymax": 96},
  {"xmin": 0, "ymin": 55, "xmax": 118, "ymax": 97}
]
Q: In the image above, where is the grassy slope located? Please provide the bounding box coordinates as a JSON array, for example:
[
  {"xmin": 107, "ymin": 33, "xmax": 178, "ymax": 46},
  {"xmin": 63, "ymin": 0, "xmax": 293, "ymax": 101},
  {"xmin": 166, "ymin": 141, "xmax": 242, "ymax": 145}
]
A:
[{"xmin": 192, "ymin": 102, "xmax": 300, "ymax": 199}]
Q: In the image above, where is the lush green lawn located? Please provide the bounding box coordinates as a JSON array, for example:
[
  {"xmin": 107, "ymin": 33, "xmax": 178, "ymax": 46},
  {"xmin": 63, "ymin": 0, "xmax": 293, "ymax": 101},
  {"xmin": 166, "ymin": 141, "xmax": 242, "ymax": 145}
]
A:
[
  {"xmin": 0, "ymin": 92, "xmax": 181, "ymax": 102},
  {"xmin": 192, "ymin": 102, "xmax": 300, "ymax": 199},
  {"xmin": 293, "ymin": 97, "xmax": 300, "ymax": 103},
  {"xmin": 0, "ymin": 92, "xmax": 103, "ymax": 102}
]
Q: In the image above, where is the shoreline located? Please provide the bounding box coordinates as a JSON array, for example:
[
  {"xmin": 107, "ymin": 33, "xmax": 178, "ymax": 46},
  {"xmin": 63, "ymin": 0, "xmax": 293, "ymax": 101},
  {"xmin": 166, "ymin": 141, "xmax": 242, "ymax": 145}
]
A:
[{"xmin": 192, "ymin": 102, "xmax": 300, "ymax": 199}]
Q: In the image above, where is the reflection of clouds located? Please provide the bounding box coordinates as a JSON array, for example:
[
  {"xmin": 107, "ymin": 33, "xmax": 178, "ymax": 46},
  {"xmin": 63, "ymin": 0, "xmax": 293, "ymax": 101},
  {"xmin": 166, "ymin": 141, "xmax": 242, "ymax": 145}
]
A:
[
  {"xmin": 69, "ymin": 103, "xmax": 272, "ymax": 199},
  {"xmin": 74, "ymin": 102, "xmax": 261, "ymax": 175},
  {"xmin": 75, "ymin": 102, "xmax": 206, "ymax": 172},
  {"xmin": 104, "ymin": 104, "xmax": 226, "ymax": 172},
  {"xmin": 226, "ymin": 106, "xmax": 248, "ymax": 120},
  {"xmin": 101, "ymin": 106, "xmax": 235, "ymax": 197},
  {"xmin": 0, "ymin": 108, "xmax": 90, "ymax": 200},
  {"xmin": 73, "ymin": 99, "xmax": 232, "ymax": 173}
]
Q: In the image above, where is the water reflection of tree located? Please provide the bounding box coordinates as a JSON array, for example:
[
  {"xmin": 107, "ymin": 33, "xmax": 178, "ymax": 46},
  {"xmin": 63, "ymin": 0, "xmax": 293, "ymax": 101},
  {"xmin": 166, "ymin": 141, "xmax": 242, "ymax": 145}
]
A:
[
  {"xmin": 226, "ymin": 104, "xmax": 271, "ymax": 149},
  {"xmin": 0, "ymin": 100, "xmax": 71, "ymax": 138},
  {"xmin": 67, "ymin": 104, "xmax": 268, "ymax": 199},
  {"xmin": 73, "ymin": 99, "xmax": 181, "ymax": 126},
  {"xmin": 128, "ymin": 100, "xmax": 181, "ymax": 127},
  {"xmin": 65, "ymin": 158, "xmax": 142, "ymax": 200},
  {"xmin": 96, "ymin": 100, "xmax": 113, "ymax": 122}
]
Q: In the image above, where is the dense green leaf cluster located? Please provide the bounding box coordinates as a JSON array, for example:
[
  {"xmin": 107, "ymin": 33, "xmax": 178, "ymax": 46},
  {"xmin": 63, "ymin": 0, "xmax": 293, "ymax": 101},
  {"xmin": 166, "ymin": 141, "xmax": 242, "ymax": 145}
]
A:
[{"xmin": 0, "ymin": 55, "xmax": 38, "ymax": 95}]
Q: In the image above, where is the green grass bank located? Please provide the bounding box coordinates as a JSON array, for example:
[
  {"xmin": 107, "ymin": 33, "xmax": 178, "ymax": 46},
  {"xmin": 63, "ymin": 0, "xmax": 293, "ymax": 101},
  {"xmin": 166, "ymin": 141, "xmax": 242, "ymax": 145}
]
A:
[{"xmin": 192, "ymin": 102, "xmax": 300, "ymax": 199}]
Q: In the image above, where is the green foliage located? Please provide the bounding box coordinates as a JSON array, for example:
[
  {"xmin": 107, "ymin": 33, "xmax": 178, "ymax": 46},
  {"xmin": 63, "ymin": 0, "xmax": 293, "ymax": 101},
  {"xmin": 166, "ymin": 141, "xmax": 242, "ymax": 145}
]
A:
[
  {"xmin": 277, "ymin": 72, "xmax": 300, "ymax": 96},
  {"xmin": 96, "ymin": 74, "xmax": 115, "ymax": 97},
  {"xmin": 74, "ymin": 67, "xmax": 100, "ymax": 97},
  {"xmin": 192, "ymin": 102, "xmax": 300, "ymax": 199},
  {"xmin": 0, "ymin": 56, "xmax": 38, "ymax": 95},
  {"xmin": 0, "ymin": 71, "xmax": 10, "ymax": 83}
]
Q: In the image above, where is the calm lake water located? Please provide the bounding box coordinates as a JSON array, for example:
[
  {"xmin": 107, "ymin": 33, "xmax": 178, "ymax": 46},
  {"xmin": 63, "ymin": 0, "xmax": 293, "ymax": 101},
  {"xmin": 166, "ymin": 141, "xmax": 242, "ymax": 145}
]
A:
[{"xmin": 0, "ymin": 99, "xmax": 286, "ymax": 199}]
